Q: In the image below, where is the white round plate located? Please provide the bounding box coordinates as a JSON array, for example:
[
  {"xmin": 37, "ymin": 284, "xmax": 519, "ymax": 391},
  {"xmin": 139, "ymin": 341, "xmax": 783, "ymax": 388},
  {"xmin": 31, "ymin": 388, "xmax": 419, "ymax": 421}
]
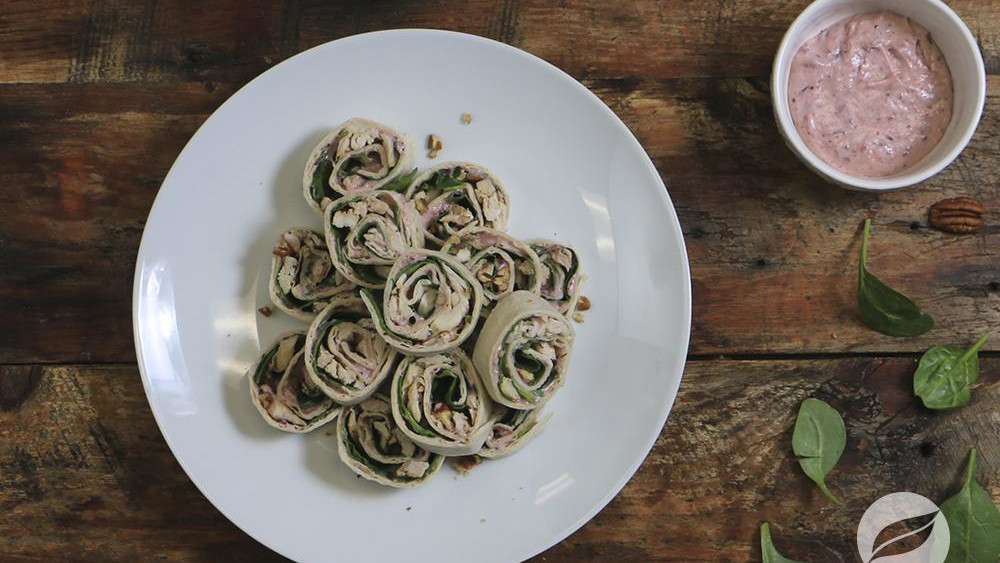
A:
[{"xmin": 134, "ymin": 30, "xmax": 691, "ymax": 563}]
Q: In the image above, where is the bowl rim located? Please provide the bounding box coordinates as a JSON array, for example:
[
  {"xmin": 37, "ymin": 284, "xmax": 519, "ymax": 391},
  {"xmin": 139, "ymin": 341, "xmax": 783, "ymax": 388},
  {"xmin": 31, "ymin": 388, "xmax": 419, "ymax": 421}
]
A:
[{"xmin": 770, "ymin": 0, "xmax": 986, "ymax": 192}]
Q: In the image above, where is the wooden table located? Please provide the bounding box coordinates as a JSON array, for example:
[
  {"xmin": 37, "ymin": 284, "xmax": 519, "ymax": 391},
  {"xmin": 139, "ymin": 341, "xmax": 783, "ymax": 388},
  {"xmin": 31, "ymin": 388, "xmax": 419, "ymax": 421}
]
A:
[{"xmin": 2, "ymin": 1, "xmax": 998, "ymax": 561}]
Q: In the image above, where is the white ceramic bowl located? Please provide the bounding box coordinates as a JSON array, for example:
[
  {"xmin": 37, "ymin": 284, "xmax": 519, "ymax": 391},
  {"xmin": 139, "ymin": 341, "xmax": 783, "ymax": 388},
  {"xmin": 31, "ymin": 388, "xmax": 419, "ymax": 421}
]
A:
[{"xmin": 772, "ymin": 0, "xmax": 986, "ymax": 191}]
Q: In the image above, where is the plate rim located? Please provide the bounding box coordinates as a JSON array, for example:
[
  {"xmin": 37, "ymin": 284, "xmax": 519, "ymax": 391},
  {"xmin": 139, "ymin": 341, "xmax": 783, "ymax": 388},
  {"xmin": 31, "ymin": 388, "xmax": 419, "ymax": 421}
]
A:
[{"xmin": 132, "ymin": 28, "xmax": 692, "ymax": 563}]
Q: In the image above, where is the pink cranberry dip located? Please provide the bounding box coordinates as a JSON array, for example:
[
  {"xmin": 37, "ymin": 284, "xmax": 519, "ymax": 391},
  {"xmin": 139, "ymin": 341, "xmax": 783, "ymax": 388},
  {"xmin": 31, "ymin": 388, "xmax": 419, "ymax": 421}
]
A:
[{"xmin": 788, "ymin": 11, "xmax": 953, "ymax": 178}]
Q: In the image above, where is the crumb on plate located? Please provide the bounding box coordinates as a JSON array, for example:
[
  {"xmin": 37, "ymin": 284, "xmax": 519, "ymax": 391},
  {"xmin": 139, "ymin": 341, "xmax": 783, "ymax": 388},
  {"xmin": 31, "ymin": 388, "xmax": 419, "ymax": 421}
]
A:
[{"xmin": 427, "ymin": 134, "xmax": 443, "ymax": 158}]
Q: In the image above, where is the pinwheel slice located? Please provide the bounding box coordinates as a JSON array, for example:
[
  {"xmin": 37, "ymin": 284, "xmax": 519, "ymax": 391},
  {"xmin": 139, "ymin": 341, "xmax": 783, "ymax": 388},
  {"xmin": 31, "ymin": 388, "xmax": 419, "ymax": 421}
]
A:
[
  {"xmin": 269, "ymin": 228, "xmax": 356, "ymax": 321},
  {"xmin": 303, "ymin": 118, "xmax": 415, "ymax": 214},
  {"xmin": 305, "ymin": 293, "xmax": 398, "ymax": 405},
  {"xmin": 248, "ymin": 331, "xmax": 342, "ymax": 433},
  {"xmin": 324, "ymin": 190, "xmax": 425, "ymax": 289},
  {"xmin": 527, "ymin": 239, "xmax": 584, "ymax": 317},
  {"xmin": 405, "ymin": 162, "xmax": 510, "ymax": 247},
  {"xmin": 337, "ymin": 394, "xmax": 444, "ymax": 488},
  {"xmin": 390, "ymin": 350, "xmax": 493, "ymax": 456},
  {"xmin": 362, "ymin": 249, "xmax": 484, "ymax": 355},
  {"xmin": 473, "ymin": 291, "xmax": 575, "ymax": 409},
  {"xmin": 479, "ymin": 406, "xmax": 552, "ymax": 459},
  {"xmin": 441, "ymin": 227, "xmax": 543, "ymax": 311}
]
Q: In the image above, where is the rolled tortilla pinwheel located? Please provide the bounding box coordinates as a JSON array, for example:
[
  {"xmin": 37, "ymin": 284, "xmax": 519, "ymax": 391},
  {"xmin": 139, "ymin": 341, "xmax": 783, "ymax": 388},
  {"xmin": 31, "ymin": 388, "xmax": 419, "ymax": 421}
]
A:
[
  {"xmin": 405, "ymin": 162, "xmax": 510, "ymax": 247},
  {"xmin": 304, "ymin": 293, "xmax": 398, "ymax": 405},
  {"xmin": 441, "ymin": 227, "xmax": 543, "ymax": 312},
  {"xmin": 324, "ymin": 190, "xmax": 425, "ymax": 289},
  {"xmin": 337, "ymin": 394, "xmax": 444, "ymax": 488},
  {"xmin": 270, "ymin": 228, "xmax": 356, "ymax": 321},
  {"xmin": 473, "ymin": 291, "xmax": 575, "ymax": 409},
  {"xmin": 479, "ymin": 406, "xmax": 552, "ymax": 459},
  {"xmin": 390, "ymin": 350, "xmax": 494, "ymax": 456},
  {"xmin": 248, "ymin": 331, "xmax": 342, "ymax": 433},
  {"xmin": 527, "ymin": 239, "xmax": 584, "ymax": 317},
  {"xmin": 362, "ymin": 250, "xmax": 484, "ymax": 355},
  {"xmin": 303, "ymin": 118, "xmax": 415, "ymax": 214}
]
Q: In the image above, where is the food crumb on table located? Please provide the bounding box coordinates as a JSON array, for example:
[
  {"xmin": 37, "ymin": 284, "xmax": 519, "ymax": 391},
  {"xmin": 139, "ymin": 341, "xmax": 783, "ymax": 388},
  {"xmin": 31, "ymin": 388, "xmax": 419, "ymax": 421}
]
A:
[{"xmin": 461, "ymin": 112, "xmax": 472, "ymax": 124}]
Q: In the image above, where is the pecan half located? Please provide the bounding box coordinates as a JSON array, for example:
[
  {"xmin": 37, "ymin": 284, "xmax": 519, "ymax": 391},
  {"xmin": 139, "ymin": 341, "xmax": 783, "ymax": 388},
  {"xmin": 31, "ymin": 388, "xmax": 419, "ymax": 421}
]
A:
[{"xmin": 929, "ymin": 197, "xmax": 986, "ymax": 234}]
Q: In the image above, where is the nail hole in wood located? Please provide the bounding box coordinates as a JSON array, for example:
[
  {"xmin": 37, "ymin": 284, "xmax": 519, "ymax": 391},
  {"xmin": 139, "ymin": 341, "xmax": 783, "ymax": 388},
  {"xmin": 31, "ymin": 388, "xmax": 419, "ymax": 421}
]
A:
[{"xmin": 919, "ymin": 441, "xmax": 936, "ymax": 458}]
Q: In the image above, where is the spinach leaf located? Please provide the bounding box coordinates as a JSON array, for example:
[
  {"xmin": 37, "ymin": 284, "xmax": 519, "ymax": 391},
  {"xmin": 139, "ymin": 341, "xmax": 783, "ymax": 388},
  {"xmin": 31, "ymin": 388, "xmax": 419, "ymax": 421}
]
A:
[
  {"xmin": 431, "ymin": 370, "xmax": 466, "ymax": 410},
  {"xmin": 760, "ymin": 523, "xmax": 803, "ymax": 563},
  {"xmin": 514, "ymin": 349, "xmax": 544, "ymax": 379},
  {"xmin": 381, "ymin": 168, "xmax": 418, "ymax": 193},
  {"xmin": 430, "ymin": 167, "xmax": 466, "ymax": 191},
  {"xmin": 792, "ymin": 398, "xmax": 845, "ymax": 506},
  {"xmin": 360, "ymin": 288, "xmax": 415, "ymax": 345},
  {"xmin": 940, "ymin": 448, "xmax": 1000, "ymax": 563},
  {"xmin": 396, "ymin": 373, "xmax": 438, "ymax": 438},
  {"xmin": 252, "ymin": 346, "xmax": 278, "ymax": 386},
  {"xmin": 310, "ymin": 159, "xmax": 333, "ymax": 202},
  {"xmin": 914, "ymin": 334, "xmax": 989, "ymax": 410},
  {"xmin": 857, "ymin": 219, "xmax": 934, "ymax": 337}
]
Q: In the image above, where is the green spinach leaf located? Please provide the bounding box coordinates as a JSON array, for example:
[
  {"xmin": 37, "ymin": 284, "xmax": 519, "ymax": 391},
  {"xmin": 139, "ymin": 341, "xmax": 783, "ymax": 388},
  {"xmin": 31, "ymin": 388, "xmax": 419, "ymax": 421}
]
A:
[
  {"xmin": 857, "ymin": 219, "xmax": 934, "ymax": 337},
  {"xmin": 760, "ymin": 523, "xmax": 803, "ymax": 563},
  {"xmin": 381, "ymin": 168, "xmax": 418, "ymax": 193},
  {"xmin": 914, "ymin": 334, "xmax": 989, "ymax": 410},
  {"xmin": 430, "ymin": 167, "xmax": 466, "ymax": 191},
  {"xmin": 310, "ymin": 159, "xmax": 333, "ymax": 202},
  {"xmin": 940, "ymin": 448, "xmax": 1000, "ymax": 563},
  {"xmin": 792, "ymin": 398, "xmax": 845, "ymax": 506}
]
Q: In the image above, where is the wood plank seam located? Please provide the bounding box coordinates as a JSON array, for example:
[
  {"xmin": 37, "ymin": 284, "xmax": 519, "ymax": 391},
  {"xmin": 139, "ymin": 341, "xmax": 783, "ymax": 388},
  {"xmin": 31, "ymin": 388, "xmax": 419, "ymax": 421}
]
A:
[{"xmin": 491, "ymin": 0, "xmax": 520, "ymax": 44}]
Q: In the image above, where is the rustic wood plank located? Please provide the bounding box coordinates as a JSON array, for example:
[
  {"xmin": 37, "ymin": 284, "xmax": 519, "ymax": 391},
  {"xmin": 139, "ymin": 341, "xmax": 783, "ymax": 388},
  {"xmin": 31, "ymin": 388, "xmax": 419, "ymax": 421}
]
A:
[
  {"xmin": 543, "ymin": 358, "xmax": 1000, "ymax": 562},
  {"xmin": 0, "ymin": 1, "xmax": 88, "ymax": 83},
  {"xmin": 590, "ymin": 76, "xmax": 1000, "ymax": 355},
  {"xmin": 3, "ymin": 0, "xmax": 997, "ymax": 85},
  {"xmin": 0, "ymin": 0, "xmax": 509, "ymax": 85},
  {"xmin": 517, "ymin": 0, "xmax": 1000, "ymax": 79},
  {"xmin": 2, "ymin": 361, "xmax": 996, "ymax": 561},
  {"xmin": 0, "ymin": 83, "xmax": 238, "ymax": 364},
  {"xmin": 0, "ymin": 0, "xmax": 285, "ymax": 85},
  {"xmin": 0, "ymin": 364, "xmax": 287, "ymax": 562},
  {"xmin": 3, "ymin": 1, "xmax": 999, "ymax": 561},
  {"xmin": 2, "ymin": 79, "xmax": 998, "ymax": 361}
]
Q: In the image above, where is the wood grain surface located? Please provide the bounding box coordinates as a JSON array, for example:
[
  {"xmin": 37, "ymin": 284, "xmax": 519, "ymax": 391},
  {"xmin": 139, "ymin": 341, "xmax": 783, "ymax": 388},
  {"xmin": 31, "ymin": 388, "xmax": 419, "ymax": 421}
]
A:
[
  {"xmin": 1, "ymin": 361, "xmax": 997, "ymax": 562},
  {"xmin": 1, "ymin": 0, "xmax": 998, "ymax": 561}
]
